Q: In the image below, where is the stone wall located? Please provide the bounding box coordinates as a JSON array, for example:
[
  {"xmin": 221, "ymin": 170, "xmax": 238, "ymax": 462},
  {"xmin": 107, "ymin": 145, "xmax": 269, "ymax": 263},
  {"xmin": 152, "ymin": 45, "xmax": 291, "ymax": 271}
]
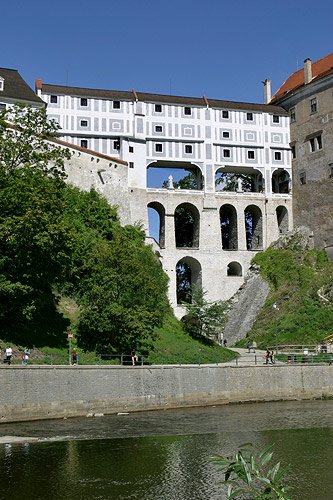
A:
[{"xmin": 0, "ymin": 364, "xmax": 332, "ymax": 423}]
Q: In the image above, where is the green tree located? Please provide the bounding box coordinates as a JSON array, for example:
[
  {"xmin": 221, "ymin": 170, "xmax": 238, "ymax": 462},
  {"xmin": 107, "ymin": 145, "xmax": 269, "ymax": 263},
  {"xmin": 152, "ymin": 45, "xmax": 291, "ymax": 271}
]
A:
[
  {"xmin": 0, "ymin": 103, "xmax": 70, "ymax": 177},
  {"xmin": 181, "ymin": 286, "xmax": 227, "ymax": 341}
]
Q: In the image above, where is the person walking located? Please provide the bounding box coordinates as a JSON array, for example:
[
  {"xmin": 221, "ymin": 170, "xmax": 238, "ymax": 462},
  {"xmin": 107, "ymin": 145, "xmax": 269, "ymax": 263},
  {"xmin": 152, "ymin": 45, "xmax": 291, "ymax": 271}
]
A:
[
  {"xmin": 252, "ymin": 341, "xmax": 257, "ymax": 353},
  {"xmin": 131, "ymin": 350, "xmax": 138, "ymax": 366},
  {"xmin": 5, "ymin": 346, "xmax": 13, "ymax": 365},
  {"xmin": 21, "ymin": 348, "xmax": 29, "ymax": 366},
  {"xmin": 246, "ymin": 340, "xmax": 252, "ymax": 353}
]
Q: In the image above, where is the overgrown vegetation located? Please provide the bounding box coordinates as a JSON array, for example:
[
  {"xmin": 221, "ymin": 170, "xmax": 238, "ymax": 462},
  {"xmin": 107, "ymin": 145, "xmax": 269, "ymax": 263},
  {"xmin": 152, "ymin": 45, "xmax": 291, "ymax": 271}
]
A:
[{"xmin": 243, "ymin": 248, "xmax": 333, "ymax": 346}]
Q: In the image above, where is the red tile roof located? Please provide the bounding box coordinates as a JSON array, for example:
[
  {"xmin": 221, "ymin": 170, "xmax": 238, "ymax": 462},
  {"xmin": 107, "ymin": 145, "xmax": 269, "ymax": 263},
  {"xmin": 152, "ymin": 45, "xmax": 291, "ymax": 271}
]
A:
[{"xmin": 272, "ymin": 53, "xmax": 333, "ymax": 102}]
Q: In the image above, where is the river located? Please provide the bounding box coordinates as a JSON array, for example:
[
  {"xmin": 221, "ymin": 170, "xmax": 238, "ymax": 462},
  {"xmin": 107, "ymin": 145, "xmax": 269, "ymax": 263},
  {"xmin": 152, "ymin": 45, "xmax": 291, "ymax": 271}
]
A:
[{"xmin": 0, "ymin": 400, "xmax": 332, "ymax": 499}]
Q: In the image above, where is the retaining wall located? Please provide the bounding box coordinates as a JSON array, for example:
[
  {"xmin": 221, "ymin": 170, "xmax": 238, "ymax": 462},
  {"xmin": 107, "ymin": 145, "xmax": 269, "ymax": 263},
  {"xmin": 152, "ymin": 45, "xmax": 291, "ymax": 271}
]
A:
[{"xmin": 0, "ymin": 364, "xmax": 332, "ymax": 423}]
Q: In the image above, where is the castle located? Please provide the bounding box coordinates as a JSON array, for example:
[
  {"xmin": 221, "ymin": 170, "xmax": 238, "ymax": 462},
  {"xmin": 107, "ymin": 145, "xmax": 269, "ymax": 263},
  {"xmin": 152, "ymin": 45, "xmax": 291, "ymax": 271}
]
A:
[{"xmin": 1, "ymin": 67, "xmax": 293, "ymax": 316}]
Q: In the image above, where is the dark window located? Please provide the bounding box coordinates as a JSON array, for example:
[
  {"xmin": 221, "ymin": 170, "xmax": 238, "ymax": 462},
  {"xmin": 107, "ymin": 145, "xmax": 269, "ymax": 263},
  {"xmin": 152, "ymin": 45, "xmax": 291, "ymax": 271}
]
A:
[
  {"xmin": 300, "ymin": 172, "xmax": 306, "ymax": 185},
  {"xmin": 0, "ymin": 103, "xmax": 6, "ymax": 110},
  {"xmin": 246, "ymin": 112, "xmax": 253, "ymax": 121},
  {"xmin": 80, "ymin": 140, "xmax": 88, "ymax": 148},
  {"xmin": 155, "ymin": 125, "xmax": 163, "ymax": 132},
  {"xmin": 329, "ymin": 163, "xmax": 333, "ymax": 178},
  {"xmin": 273, "ymin": 115, "xmax": 280, "ymax": 123},
  {"xmin": 222, "ymin": 110, "xmax": 229, "ymax": 119},
  {"xmin": 223, "ymin": 131, "xmax": 230, "ymax": 138},
  {"xmin": 155, "ymin": 104, "xmax": 162, "ymax": 112},
  {"xmin": 113, "ymin": 139, "xmax": 120, "ymax": 150},
  {"xmin": 113, "ymin": 101, "xmax": 120, "ymax": 109},
  {"xmin": 155, "ymin": 143, "xmax": 163, "ymax": 152},
  {"xmin": 291, "ymin": 145, "xmax": 296, "ymax": 159},
  {"xmin": 223, "ymin": 149, "xmax": 230, "ymax": 158},
  {"xmin": 310, "ymin": 97, "xmax": 317, "ymax": 113},
  {"xmin": 185, "ymin": 145, "xmax": 193, "ymax": 154},
  {"xmin": 129, "ymin": 146, "xmax": 134, "ymax": 153},
  {"xmin": 184, "ymin": 107, "xmax": 192, "ymax": 115},
  {"xmin": 247, "ymin": 150, "xmax": 255, "ymax": 160},
  {"xmin": 80, "ymin": 98, "xmax": 88, "ymax": 106},
  {"xmin": 129, "ymin": 162, "xmax": 134, "ymax": 169},
  {"xmin": 274, "ymin": 151, "xmax": 282, "ymax": 161},
  {"xmin": 50, "ymin": 95, "xmax": 58, "ymax": 104},
  {"xmin": 290, "ymin": 107, "xmax": 296, "ymax": 122},
  {"xmin": 80, "ymin": 120, "xmax": 88, "ymax": 127}
]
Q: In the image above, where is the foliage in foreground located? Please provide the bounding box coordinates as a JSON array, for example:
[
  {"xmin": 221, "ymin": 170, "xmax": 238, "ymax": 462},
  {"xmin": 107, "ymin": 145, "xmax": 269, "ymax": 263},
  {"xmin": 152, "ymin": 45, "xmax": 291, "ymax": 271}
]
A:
[
  {"xmin": 212, "ymin": 444, "xmax": 291, "ymax": 499},
  {"xmin": 243, "ymin": 248, "xmax": 333, "ymax": 346}
]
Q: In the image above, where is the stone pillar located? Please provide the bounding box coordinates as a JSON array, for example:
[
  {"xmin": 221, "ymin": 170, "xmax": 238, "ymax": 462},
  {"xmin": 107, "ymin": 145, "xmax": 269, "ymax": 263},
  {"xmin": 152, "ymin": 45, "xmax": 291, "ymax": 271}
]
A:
[
  {"xmin": 237, "ymin": 206, "xmax": 247, "ymax": 250},
  {"xmin": 304, "ymin": 58, "xmax": 312, "ymax": 84},
  {"xmin": 164, "ymin": 213, "xmax": 176, "ymax": 249}
]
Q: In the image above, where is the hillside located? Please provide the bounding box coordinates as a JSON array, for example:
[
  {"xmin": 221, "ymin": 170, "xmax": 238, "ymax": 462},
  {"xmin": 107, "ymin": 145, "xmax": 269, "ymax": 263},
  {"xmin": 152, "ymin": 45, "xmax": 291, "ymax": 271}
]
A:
[{"xmin": 239, "ymin": 247, "xmax": 333, "ymax": 347}]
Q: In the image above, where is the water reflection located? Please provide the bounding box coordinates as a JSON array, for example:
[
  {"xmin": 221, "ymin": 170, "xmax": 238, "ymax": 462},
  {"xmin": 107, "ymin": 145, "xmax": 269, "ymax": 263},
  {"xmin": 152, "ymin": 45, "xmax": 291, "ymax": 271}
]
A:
[{"xmin": 0, "ymin": 401, "xmax": 332, "ymax": 500}]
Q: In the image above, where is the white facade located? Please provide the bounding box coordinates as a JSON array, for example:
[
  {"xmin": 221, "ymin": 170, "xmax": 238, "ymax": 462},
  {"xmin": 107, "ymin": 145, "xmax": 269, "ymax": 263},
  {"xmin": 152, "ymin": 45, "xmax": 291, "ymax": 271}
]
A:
[{"xmin": 38, "ymin": 83, "xmax": 292, "ymax": 315}]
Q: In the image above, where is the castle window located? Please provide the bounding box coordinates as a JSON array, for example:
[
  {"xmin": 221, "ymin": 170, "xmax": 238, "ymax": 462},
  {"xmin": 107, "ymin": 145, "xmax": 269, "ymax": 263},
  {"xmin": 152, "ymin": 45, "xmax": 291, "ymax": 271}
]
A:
[
  {"xmin": 291, "ymin": 144, "xmax": 296, "ymax": 159},
  {"xmin": 155, "ymin": 125, "xmax": 163, "ymax": 133},
  {"xmin": 274, "ymin": 151, "xmax": 282, "ymax": 161},
  {"xmin": 247, "ymin": 150, "xmax": 255, "ymax": 160},
  {"xmin": 328, "ymin": 163, "xmax": 333, "ymax": 178},
  {"xmin": 155, "ymin": 143, "xmax": 163, "ymax": 153},
  {"xmin": 129, "ymin": 162, "xmax": 134, "ymax": 169},
  {"xmin": 80, "ymin": 139, "xmax": 88, "ymax": 148},
  {"xmin": 113, "ymin": 139, "xmax": 120, "ymax": 150},
  {"xmin": 113, "ymin": 101, "xmax": 120, "ymax": 109},
  {"xmin": 184, "ymin": 107, "xmax": 192, "ymax": 115},
  {"xmin": 50, "ymin": 95, "xmax": 58, "ymax": 103},
  {"xmin": 0, "ymin": 78, "xmax": 4, "ymax": 92},
  {"xmin": 299, "ymin": 172, "xmax": 306, "ymax": 185},
  {"xmin": 290, "ymin": 107, "xmax": 296, "ymax": 122},
  {"xmin": 222, "ymin": 131, "xmax": 230, "ymax": 138},
  {"xmin": 185, "ymin": 145, "xmax": 193, "ymax": 154},
  {"xmin": 80, "ymin": 98, "xmax": 88, "ymax": 106},
  {"xmin": 309, "ymin": 134, "xmax": 322, "ymax": 152},
  {"xmin": 273, "ymin": 115, "xmax": 280, "ymax": 123},
  {"xmin": 129, "ymin": 146, "xmax": 134, "ymax": 153},
  {"xmin": 0, "ymin": 103, "xmax": 6, "ymax": 110},
  {"xmin": 80, "ymin": 120, "xmax": 88, "ymax": 127},
  {"xmin": 223, "ymin": 149, "xmax": 230, "ymax": 158},
  {"xmin": 310, "ymin": 97, "xmax": 317, "ymax": 114},
  {"xmin": 222, "ymin": 110, "xmax": 229, "ymax": 119},
  {"xmin": 246, "ymin": 112, "xmax": 253, "ymax": 121},
  {"xmin": 155, "ymin": 104, "xmax": 162, "ymax": 112}
]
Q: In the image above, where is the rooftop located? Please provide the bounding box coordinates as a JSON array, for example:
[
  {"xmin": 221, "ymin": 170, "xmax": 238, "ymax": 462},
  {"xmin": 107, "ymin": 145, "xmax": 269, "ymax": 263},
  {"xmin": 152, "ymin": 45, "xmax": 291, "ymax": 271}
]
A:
[{"xmin": 0, "ymin": 68, "xmax": 44, "ymax": 105}]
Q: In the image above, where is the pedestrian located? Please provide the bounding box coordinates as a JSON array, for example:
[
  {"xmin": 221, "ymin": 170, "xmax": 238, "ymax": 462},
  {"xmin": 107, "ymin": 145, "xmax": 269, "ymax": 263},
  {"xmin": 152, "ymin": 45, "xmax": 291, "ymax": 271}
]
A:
[
  {"xmin": 21, "ymin": 348, "xmax": 29, "ymax": 366},
  {"xmin": 131, "ymin": 350, "xmax": 138, "ymax": 366},
  {"xmin": 223, "ymin": 339, "xmax": 227, "ymax": 348},
  {"xmin": 72, "ymin": 349, "xmax": 78, "ymax": 365},
  {"xmin": 252, "ymin": 341, "xmax": 257, "ymax": 353},
  {"xmin": 246, "ymin": 340, "xmax": 251, "ymax": 353},
  {"xmin": 264, "ymin": 349, "xmax": 270, "ymax": 364},
  {"xmin": 269, "ymin": 350, "xmax": 275, "ymax": 364},
  {"xmin": 5, "ymin": 346, "xmax": 13, "ymax": 365}
]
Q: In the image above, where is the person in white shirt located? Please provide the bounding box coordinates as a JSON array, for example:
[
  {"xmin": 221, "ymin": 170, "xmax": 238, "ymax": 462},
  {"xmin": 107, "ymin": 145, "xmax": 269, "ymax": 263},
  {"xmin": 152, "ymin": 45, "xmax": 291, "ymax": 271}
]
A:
[{"xmin": 5, "ymin": 347, "xmax": 13, "ymax": 365}]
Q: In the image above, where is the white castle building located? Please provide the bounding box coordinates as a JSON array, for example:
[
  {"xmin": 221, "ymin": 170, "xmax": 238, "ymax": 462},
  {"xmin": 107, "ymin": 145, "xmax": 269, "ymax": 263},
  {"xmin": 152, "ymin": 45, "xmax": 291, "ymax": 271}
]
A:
[{"xmin": 35, "ymin": 80, "xmax": 292, "ymax": 316}]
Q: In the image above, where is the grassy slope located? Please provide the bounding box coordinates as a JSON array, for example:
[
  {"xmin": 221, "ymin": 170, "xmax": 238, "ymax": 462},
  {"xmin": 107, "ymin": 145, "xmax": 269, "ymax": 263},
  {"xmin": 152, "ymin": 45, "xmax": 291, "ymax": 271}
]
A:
[{"xmin": 239, "ymin": 249, "xmax": 333, "ymax": 347}]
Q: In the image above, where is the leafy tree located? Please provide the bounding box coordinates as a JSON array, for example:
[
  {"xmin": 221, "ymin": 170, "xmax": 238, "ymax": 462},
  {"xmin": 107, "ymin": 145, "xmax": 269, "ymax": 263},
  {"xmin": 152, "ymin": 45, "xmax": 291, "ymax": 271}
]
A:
[
  {"xmin": 75, "ymin": 224, "xmax": 170, "ymax": 353},
  {"xmin": 181, "ymin": 286, "xmax": 227, "ymax": 341},
  {"xmin": 0, "ymin": 103, "xmax": 70, "ymax": 177},
  {"xmin": 216, "ymin": 172, "xmax": 253, "ymax": 192},
  {"xmin": 211, "ymin": 444, "xmax": 291, "ymax": 499}
]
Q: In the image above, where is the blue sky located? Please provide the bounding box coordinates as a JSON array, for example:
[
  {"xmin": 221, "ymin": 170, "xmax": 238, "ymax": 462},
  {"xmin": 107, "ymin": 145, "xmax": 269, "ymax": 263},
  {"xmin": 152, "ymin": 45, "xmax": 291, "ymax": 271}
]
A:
[{"xmin": 2, "ymin": 0, "xmax": 333, "ymax": 103}]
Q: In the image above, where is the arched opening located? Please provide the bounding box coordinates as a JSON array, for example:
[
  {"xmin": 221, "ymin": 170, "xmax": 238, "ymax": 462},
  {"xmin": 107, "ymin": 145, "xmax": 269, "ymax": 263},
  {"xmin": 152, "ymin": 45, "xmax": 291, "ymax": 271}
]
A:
[
  {"xmin": 220, "ymin": 204, "xmax": 238, "ymax": 250},
  {"xmin": 272, "ymin": 169, "xmax": 291, "ymax": 194},
  {"xmin": 244, "ymin": 205, "xmax": 263, "ymax": 250},
  {"xmin": 276, "ymin": 206, "xmax": 289, "ymax": 234},
  {"xmin": 148, "ymin": 201, "xmax": 165, "ymax": 247},
  {"xmin": 176, "ymin": 257, "xmax": 202, "ymax": 304},
  {"xmin": 215, "ymin": 166, "xmax": 264, "ymax": 193},
  {"xmin": 147, "ymin": 160, "xmax": 204, "ymax": 190},
  {"xmin": 175, "ymin": 203, "xmax": 200, "ymax": 248},
  {"xmin": 227, "ymin": 262, "xmax": 242, "ymax": 276}
]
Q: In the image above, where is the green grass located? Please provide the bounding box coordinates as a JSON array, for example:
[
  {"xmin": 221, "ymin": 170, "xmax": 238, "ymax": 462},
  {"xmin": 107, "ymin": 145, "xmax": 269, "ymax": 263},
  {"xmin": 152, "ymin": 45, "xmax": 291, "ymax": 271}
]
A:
[{"xmin": 237, "ymin": 249, "xmax": 333, "ymax": 348}]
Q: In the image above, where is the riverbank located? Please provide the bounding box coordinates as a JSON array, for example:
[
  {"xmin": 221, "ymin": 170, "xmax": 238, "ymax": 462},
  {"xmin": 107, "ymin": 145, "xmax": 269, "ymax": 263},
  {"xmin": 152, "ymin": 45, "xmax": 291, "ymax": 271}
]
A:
[{"xmin": 0, "ymin": 363, "xmax": 332, "ymax": 423}]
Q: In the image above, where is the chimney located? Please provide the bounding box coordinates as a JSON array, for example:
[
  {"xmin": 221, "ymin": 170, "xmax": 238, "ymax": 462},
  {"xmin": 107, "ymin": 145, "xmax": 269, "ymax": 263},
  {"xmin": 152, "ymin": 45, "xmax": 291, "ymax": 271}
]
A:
[
  {"xmin": 35, "ymin": 79, "xmax": 42, "ymax": 96},
  {"xmin": 263, "ymin": 79, "xmax": 271, "ymax": 104},
  {"xmin": 304, "ymin": 58, "xmax": 312, "ymax": 84}
]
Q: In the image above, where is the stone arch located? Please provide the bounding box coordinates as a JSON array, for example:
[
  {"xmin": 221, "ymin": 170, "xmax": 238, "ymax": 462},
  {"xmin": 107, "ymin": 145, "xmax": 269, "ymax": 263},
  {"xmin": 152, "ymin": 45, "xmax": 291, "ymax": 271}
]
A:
[
  {"xmin": 148, "ymin": 201, "xmax": 165, "ymax": 247},
  {"xmin": 276, "ymin": 206, "xmax": 289, "ymax": 234},
  {"xmin": 227, "ymin": 261, "xmax": 242, "ymax": 276},
  {"xmin": 215, "ymin": 166, "xmax": 264, "ymax": 193},
  {"xmin": 176, "ymin": 256, "xmax": 202, "ymax": 304},
  {"xmin": 220, "ymin": 204, "xmax": 238, "ymax": 250},
  {"xmin": 244, "ymin": 205, "xmax": 263, "ymax": 250},
  {"xmin": 272, "ymin": 169, "xmax": 291, "ymax": 194},
  {"xmin": 146, "ymin": 160, "xmax": 204, "ymax": 190},
  {"xmin": 174, "ymin": 203, "xmax": 200, "ymax": 248}
]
